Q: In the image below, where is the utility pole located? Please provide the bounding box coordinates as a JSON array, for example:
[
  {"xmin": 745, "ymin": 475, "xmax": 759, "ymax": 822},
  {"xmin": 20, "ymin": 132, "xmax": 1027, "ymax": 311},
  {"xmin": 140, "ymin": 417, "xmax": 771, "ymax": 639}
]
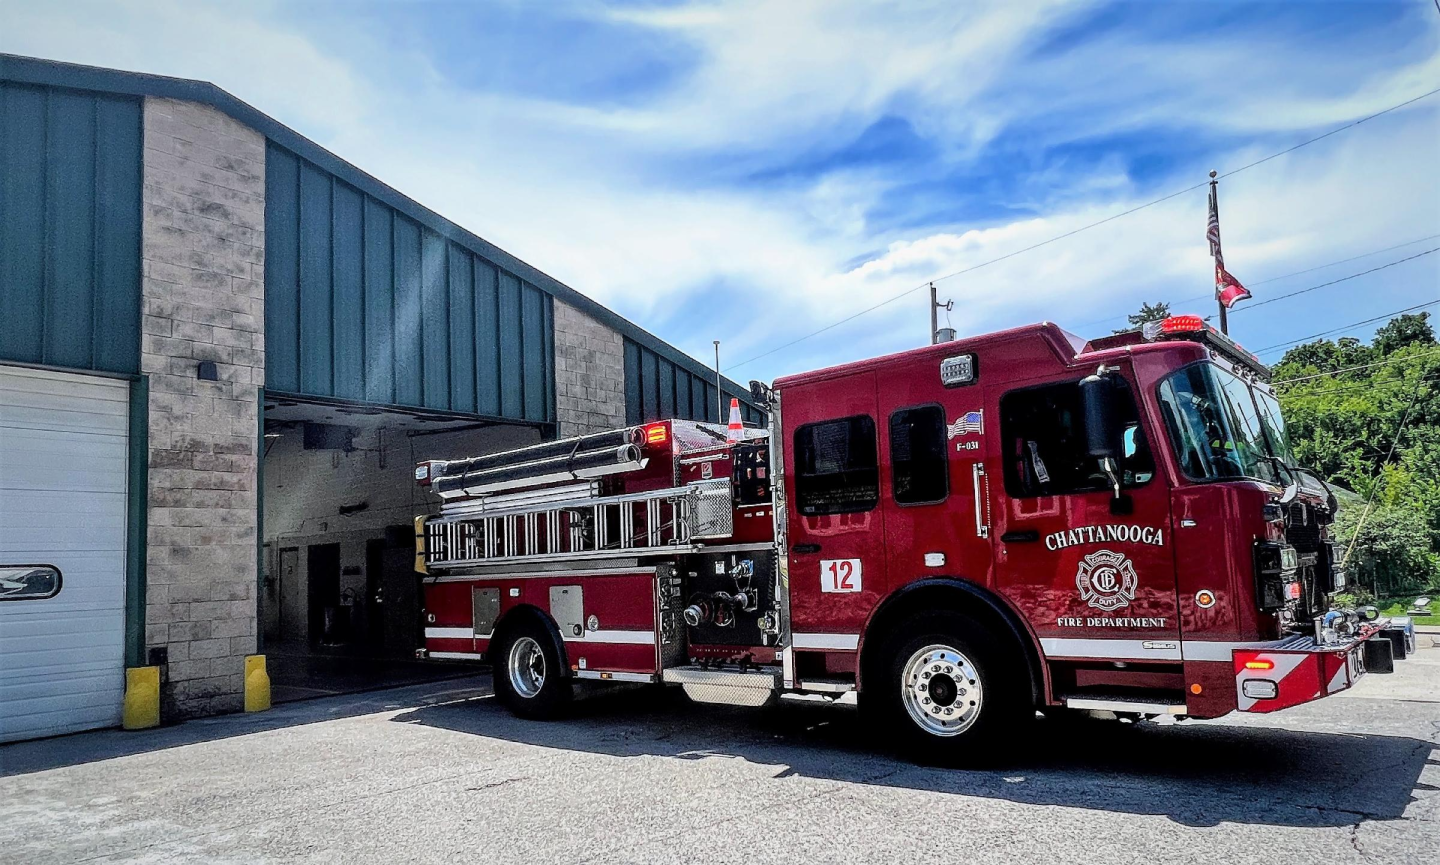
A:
[
  {"xmin": 929, "ymin": 282, "xmax": 954, "ymax": 344},
  {"xmin": 713, "ymin": 340, "xmax": 722, "ymax": 423}
]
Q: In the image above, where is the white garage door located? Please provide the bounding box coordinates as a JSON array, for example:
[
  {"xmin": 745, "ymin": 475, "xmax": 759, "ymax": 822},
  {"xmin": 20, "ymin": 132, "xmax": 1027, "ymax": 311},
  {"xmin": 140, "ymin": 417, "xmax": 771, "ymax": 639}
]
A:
[{"xmin": 0, "ymin": 365, "xmax": 130, "ymax": 743}]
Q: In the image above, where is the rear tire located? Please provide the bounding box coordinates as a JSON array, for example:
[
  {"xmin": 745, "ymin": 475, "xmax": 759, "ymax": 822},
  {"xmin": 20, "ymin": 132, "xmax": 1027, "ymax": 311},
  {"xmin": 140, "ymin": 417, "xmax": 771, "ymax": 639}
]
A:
[
  {"xmin": 875, "ymin": 611, "xmax": 1030, "ymax": 764},
  {"xmin": 492, "ymin": 619, "xmax": 572, "ymax": 720}
]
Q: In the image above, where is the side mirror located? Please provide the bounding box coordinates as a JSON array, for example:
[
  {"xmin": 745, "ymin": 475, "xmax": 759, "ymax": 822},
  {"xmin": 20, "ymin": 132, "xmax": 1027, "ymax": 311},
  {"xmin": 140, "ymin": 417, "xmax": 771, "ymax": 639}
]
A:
[
  {"xmin": 0, "ymin": 564, "xmax": 63, "ymax": 601},
  {"xmin": 1081, "ymin": 370, "xmax": 1128, "ymax": 506},
  {"xmin": 1080, "ymin": 371, "xmax": 1123, "ymax": 460}
]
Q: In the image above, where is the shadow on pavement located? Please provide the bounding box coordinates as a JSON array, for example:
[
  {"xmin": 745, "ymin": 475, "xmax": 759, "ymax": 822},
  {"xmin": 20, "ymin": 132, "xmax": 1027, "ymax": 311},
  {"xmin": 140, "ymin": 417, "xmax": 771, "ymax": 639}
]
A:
[
  {"xmin": 392, "ymin": 686, "xmax": 1435, "ymax": 829},
  {"xmin": 265, "ymin": 645, "xmax": 484, "ymax": 704},
  {"xmin": 0, "ymin": 675, "xmax": 492, "ymax": 777}
]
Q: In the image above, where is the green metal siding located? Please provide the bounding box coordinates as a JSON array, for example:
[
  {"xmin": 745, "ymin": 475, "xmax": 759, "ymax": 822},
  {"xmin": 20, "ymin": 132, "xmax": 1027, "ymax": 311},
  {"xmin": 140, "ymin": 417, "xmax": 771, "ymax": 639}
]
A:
[
  {"xmin": 0, "ymin": 82, "xmax": 141, "ymax": 375},
  {"xmin": 264, "ymin": 142, "xmax": 554, "ymax": 422},
  {"xmin": 623, "ymin": 337, "xmax": 765, "ymax": 427}
]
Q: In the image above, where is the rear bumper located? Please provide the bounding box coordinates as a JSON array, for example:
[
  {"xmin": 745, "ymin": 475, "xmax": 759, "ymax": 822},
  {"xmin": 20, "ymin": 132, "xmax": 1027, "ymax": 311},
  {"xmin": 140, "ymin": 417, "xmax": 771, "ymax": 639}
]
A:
[{"xmin": 1232, "ymin": 618, "xmax": 1414, "ymax": 713}]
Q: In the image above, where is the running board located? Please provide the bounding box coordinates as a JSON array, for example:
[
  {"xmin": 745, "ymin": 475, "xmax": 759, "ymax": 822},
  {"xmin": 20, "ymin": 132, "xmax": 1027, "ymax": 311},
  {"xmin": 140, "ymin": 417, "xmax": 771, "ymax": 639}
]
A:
[
  {"xmin": 796, "ymin": 677, "xmax": 855, "ymax": 694},
  {"xmin": 1063, "ymin": 695, "xmax": 1187, "ymax": 715},
  {"xmin": 663, "ymin": 665, "xmax": 779, "ymax": 707}
]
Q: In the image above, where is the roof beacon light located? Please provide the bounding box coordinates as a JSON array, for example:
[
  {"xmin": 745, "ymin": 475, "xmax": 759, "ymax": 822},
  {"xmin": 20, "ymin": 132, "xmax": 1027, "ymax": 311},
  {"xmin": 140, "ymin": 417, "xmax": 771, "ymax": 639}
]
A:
[{"xmin": 1160, "ymin": 314, "xmax": 1207, "ymax": 334}]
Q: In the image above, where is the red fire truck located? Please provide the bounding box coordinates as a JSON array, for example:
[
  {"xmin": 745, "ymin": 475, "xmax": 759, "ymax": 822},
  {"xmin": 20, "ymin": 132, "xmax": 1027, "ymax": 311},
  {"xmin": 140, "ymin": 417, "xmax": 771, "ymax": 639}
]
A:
[{"xmin": 413, "ymin": 315, "xmax": 1415, "ymax": 756}]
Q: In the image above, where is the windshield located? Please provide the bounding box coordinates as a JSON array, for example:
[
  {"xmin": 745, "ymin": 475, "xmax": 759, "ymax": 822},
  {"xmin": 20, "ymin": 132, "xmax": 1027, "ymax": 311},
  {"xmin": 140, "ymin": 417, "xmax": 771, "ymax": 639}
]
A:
[
  {"xmin": 1252, "ymin": 387, "xmax": 1297, "ymax": 467},
  {"xmin": 1157, "ymin": 362, "xmax": 1281, "ymax": 483}
]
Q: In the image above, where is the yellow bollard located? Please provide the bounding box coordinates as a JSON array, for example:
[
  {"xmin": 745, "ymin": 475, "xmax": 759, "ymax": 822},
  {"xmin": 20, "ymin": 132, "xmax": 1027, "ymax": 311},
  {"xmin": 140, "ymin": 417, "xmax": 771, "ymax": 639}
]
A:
[
  {"xmin": 244, "ymin": 654, "xmax": 271, "ymax": 712},
  {"xmin": 122, "ymin": 666, "xmax": 160, "ymax": 730}
]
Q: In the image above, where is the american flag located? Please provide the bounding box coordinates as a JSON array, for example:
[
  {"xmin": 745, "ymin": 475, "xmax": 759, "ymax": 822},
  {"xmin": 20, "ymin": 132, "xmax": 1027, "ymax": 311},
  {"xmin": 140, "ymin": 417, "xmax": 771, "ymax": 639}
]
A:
[
  {"xmin": 1208, "ymin": 181, "xmax": 1251, "ymax": 309},
  {"xmin": 947, "ymin": 411, "xmax": 983, "ymax": 438}
]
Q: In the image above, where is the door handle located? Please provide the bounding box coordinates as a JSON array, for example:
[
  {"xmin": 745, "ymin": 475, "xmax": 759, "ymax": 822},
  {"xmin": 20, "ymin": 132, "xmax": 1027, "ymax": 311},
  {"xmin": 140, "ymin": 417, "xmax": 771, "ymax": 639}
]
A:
[
  {"xmin": 1001, "ymin": 530, "xmax": 1039, "ymax": 543},
  {"xmin": 791, "ymin": 543, "xmax": 821, "ymax": 554}
]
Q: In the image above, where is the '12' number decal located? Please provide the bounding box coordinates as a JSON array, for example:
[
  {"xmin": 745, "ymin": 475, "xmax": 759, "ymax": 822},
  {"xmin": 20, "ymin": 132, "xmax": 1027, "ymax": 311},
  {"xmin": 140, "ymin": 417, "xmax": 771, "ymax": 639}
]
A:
[{"xmin": 820, "ymin": 559, "xmax": 862, "ymax": 593}]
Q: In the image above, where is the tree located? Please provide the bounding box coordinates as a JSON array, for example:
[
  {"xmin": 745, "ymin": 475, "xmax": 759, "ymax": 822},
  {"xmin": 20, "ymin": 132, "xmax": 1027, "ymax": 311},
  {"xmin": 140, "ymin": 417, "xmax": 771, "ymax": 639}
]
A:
[
  {"xmin": 1274, "ymin": 316, "xmax": 1440, "ymax": 597},
  {"xmin": 1113, "ymin": 301, "xmax": 1170, "ymax": 334},
  {"xmin": 1373, "ymin": 312, "xmax": 1435, "ymax": 356},
  {"xmin": 1332, "ymin": 501, "xmax": 1438, "ymax": 596}
]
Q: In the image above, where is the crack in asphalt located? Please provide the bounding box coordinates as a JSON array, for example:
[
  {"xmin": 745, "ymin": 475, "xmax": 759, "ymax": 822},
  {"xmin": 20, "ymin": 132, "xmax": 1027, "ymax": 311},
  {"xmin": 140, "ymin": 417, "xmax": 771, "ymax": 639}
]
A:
[
  {"xmin": 467, "ymin": 776, "xmax": 529, "ymax": 791},
  {"xmin": 1349, "ymin": 818, "xmax": 1368, "ymax": 859}
]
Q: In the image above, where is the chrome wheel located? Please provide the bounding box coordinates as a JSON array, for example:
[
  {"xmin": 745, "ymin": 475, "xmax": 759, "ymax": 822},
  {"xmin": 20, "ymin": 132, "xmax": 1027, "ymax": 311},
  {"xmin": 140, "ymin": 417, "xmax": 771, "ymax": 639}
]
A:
[
  {"xmin": 507, "ymin": 636, "xmax": 546, "ymax": 699},
  {"xmin": 900, "ymin": 644, "xmax": 983, "ymax": 737}
]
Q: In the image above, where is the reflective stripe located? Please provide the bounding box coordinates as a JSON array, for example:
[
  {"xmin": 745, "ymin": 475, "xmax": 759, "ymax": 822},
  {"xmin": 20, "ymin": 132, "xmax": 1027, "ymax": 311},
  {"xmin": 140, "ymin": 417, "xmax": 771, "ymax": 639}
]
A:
[
  {"xmin": 563, "ymin": 630, "xmax": 655, "ymax": 646},
  {"xmin": 574, "ymin": 670, "xmax": 655, "ymax": 683},
  {"xmin": 1181, "ymin": 638, "xmax": 1300, "ymax": 662},
  {"xmin": 425, "ymin": 627, "xmax": 475, "ymax": 639},
  {"xmin": 428, "ymin": 651, "xmax": 485, "ymax": 660},
  {"xmin": 1040, "ymin": 638, "xmax": 1182, "ymax": 661},
  {"xmin": 793, "ymin": 633, "xmax": 860, "ymax": 651}
]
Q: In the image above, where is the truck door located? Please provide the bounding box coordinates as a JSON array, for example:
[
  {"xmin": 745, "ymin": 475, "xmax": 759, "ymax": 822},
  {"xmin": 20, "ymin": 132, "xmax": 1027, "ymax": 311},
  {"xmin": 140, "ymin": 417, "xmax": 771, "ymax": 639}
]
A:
[
  {"xmin": 783, "ymin": 371, "xmax": 886, "ymax": 656},
  {"xmin": 876, "ymin": 355, "xmax": 994, "ymax": 594},
  {"xmin": 989, "ymin": 366, "xmax": 1181, "ymax": 665}
]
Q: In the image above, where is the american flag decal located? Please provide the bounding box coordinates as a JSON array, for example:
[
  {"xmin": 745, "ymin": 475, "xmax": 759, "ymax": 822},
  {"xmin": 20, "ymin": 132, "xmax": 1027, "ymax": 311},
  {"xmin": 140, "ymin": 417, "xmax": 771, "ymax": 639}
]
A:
[{"xmin": 947, "ymin": 411, "xmax": 983, "ymax": 438}]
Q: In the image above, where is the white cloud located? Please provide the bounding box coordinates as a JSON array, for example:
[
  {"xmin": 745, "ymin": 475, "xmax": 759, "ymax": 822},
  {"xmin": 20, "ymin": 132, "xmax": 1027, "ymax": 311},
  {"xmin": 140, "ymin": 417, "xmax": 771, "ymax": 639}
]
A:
[{"xmin": 3, "ymin": 0, "xmax": 1437, "ymax": 384}]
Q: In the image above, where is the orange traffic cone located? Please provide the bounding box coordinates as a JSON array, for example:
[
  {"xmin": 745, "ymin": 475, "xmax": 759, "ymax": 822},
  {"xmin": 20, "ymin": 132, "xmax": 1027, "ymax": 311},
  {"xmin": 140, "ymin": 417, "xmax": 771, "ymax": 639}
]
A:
[{"xmin": 727, "ymin": 398, "xmax": 744, "ymax": 441}]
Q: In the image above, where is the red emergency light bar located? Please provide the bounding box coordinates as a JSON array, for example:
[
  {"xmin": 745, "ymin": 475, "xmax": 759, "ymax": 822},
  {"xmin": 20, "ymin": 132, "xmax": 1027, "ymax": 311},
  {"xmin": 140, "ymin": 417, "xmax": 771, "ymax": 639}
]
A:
[
  {"xmin": 1150, "ymin": 315, "xmax": 1271, "ymax": 382},
  {"xmin": 1160, "ymin": 314, "xmax": 1206, "ymax": 334}
]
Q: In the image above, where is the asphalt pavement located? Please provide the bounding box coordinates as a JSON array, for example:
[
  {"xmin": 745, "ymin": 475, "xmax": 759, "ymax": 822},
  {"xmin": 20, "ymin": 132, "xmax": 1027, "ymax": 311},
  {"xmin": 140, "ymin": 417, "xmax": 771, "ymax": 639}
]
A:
[{"xmin": 1, "ymin": 644, "xmax": 1437, "ymax": 864}]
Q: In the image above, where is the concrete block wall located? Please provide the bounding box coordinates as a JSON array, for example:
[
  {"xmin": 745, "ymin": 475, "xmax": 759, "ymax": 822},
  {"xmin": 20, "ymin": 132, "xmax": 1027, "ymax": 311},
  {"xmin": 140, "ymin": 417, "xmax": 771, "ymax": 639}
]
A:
[
  {"xmin": 140, "ymin": 97, "xmax": 265, "ymax": 718},
  {"xmin": 553, "ymin": 299, "xmax": 626, "ymax": 437}
]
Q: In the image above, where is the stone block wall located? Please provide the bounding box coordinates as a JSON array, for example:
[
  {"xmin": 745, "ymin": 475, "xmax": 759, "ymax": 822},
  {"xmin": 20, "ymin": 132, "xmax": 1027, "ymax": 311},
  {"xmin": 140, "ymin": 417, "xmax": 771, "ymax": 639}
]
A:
[
  {"xmin": 553, "ymin": 300, "xmax": 626, "ymax": 436},
  {"xmin": 139, "ymin": 97, "xmax": 265, "ymax": 718}
]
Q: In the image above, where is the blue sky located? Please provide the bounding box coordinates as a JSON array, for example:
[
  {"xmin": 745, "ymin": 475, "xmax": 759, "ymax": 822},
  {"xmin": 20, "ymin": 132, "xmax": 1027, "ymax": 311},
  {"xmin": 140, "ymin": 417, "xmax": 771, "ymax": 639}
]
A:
[{"xmin": 4, "ymin": 0, "xmax": 1438, "ymax": 382}]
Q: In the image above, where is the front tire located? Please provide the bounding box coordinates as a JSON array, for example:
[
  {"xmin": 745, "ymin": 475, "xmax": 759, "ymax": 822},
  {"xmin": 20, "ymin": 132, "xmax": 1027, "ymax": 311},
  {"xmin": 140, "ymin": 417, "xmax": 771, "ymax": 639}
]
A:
[
  {"xmin": 492, "ymin": 620, "xmax": 572, "ymax": 720},
  {"xmin": 876, "ymin": 611, "xmax": 1028, "ymax": 763}
]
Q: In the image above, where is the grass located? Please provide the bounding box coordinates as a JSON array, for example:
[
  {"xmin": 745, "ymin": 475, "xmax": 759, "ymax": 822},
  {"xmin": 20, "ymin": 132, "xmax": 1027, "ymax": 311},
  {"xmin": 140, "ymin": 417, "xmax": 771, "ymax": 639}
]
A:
[{"xmin": 1378, "ymin": 596, "xmax": 1440, "ymax": 626}]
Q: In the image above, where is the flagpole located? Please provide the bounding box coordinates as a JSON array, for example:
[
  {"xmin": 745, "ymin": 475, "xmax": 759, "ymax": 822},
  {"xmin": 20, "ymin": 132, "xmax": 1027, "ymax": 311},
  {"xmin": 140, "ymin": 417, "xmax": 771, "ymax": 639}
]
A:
[{"xmin": 1209, "ymin": 170, "xmax": 1228, "ymax": 335}]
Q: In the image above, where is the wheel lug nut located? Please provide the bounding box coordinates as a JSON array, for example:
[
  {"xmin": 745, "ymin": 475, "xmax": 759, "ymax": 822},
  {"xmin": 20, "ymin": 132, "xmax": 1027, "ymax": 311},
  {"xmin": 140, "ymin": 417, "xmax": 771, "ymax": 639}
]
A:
[{"xmin": 932, "ymin": 665, "xmax": 940, "ymax": 672}]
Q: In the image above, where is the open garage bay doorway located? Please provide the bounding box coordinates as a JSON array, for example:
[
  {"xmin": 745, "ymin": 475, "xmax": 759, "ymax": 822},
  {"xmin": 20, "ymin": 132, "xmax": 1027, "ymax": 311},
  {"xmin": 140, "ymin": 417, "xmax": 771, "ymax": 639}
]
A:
[{"xmin": 260, "ymin": 394, "xmax": 545, "ymax": 702}]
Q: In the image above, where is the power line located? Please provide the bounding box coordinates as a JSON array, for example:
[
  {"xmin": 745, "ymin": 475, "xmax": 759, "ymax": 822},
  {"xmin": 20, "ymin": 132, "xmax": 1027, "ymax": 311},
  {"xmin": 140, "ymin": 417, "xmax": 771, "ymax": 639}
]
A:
[
  {"xmin": 1073, "ymin": 232, "xmax": 1440, "ymax": 331},
  {"xmin": 1247, "ymin": 233, "xmax": 1440, "ymax": 287},
  {"xmin": 1341, "ymin": 370, "xmax": 1430, "ymax": 568},
  {"xmin": 1273, "ymin": 346, "xmax": 1440, "ymax": 385},
  {"xmin": 1081, "ymin": 234, "xmax": 1440, "ymax": 332},
  {"xmin": 1255, "ymin": 300, "xmax": 1440, "ymax": 355},
  {"xmin": 1231, "ymin": 247, "xmax": 1439, "ymax": 313},
  {"xmin": 727, "ymin": 84, "xmax": 1440, "ymax": 372},
  {"xmin": 1281, "ymin": 371, "xmax": 1440, "ymax": 399}
]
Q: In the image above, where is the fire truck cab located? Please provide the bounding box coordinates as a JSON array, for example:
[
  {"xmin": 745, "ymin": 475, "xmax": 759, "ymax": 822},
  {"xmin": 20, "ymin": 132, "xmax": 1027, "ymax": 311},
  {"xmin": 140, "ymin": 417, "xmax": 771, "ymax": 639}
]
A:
[{"xmin": 414, "ymin": 317, "xmax": 1414, "ymax": 757}]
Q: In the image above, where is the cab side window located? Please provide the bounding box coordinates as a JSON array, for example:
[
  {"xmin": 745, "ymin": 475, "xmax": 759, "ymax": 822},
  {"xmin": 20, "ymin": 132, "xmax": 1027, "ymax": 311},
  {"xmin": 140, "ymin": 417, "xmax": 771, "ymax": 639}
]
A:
[
  {"xmin": 889, "ymin": 405, "xmax": 948, "ymax": 505},
  {"xmin": 794, "ymin": 415, "xmax": 879, "ymax": 515},
  {"xmin": 1000, "ymin": 380, "xmax": 1154, "ymax": 498}
]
